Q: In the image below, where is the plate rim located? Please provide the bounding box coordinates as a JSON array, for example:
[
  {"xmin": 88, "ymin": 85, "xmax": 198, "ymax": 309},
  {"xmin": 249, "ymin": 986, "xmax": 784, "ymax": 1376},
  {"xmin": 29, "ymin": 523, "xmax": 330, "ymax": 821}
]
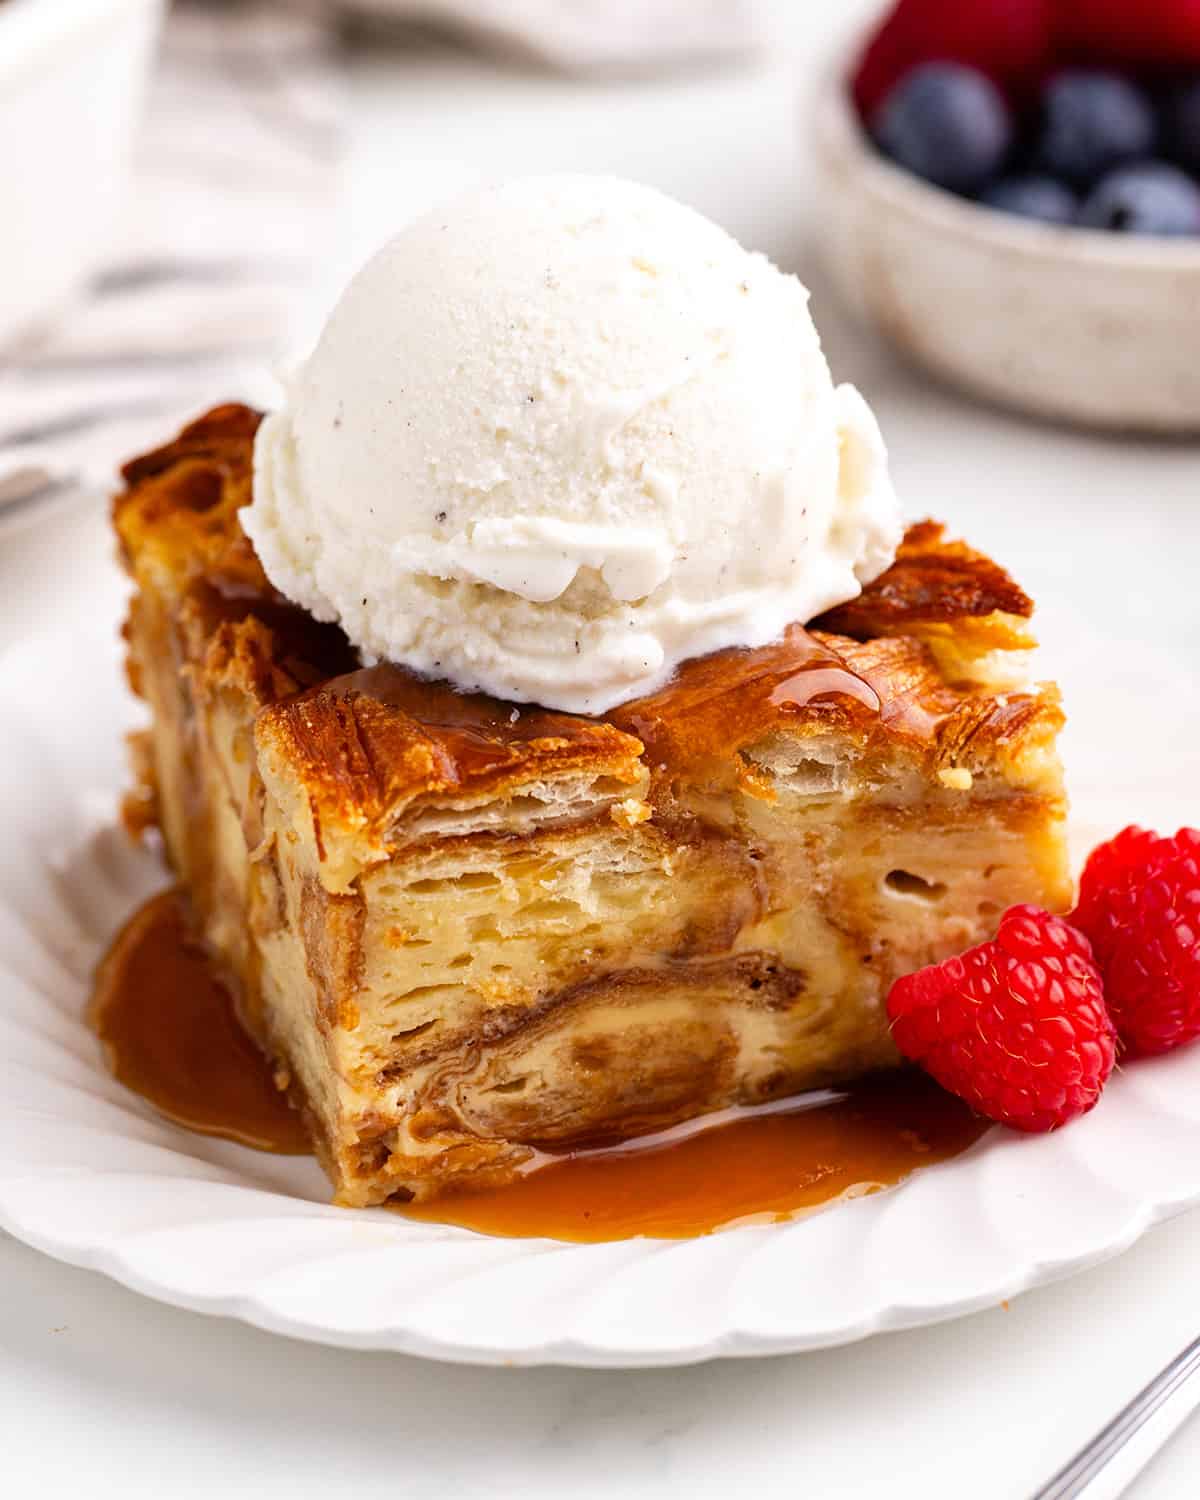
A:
[
  {"xmin": 2, "ymin": 618, "xmax": 1199, "ymax": 1369},
  {"xmin": 0, "ymin": 1190, "xmax": 1189, "ymax": 1368}
]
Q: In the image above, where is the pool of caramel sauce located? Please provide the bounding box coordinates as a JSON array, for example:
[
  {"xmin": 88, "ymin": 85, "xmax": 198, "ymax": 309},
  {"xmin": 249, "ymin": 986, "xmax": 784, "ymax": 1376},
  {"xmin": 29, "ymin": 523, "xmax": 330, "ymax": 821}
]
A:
[
  {"xmin": 91, "ymin": 890, "xmax": 987, "ymax": 1242},
  {"xmin": 91, "ymin": 890, "xmax": 309, "ymax": 1154}
]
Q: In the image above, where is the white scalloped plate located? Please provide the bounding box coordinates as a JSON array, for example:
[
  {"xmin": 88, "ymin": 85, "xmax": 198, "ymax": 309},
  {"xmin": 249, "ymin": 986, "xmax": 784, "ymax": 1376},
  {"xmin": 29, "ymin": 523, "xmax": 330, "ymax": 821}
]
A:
[{"xmin": 3, "ymin": 619, "xmax": 1200, "ymax": 1369}]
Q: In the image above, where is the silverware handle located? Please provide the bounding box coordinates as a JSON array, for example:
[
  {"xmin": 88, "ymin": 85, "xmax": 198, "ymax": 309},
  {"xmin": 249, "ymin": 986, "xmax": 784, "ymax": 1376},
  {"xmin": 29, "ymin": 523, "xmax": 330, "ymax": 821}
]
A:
[{"xmin": 1034, "ymin": 1333, "xmax": 1200, "ymax": 1500}]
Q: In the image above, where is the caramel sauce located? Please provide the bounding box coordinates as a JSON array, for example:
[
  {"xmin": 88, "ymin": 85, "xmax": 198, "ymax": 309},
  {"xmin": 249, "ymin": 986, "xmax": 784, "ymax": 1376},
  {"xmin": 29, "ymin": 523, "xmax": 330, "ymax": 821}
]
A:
[
  {"xmin": 90, "ymin": 890, "xmax": 309, "ymax": 1154},
  {"xmin": 91, "ymin": 890, "xmax": 986, "ymax": 1239},
  {"xmin": 770, "ymin": 663, "xmax": 882, "ymax": 714},
  {"xmin": 610, "ymin": 625, "xmax": 894, "ymax": 777},
  {"xmin": 398, "ymin": 1076, "xmax": 984, "ymax": 1242}
]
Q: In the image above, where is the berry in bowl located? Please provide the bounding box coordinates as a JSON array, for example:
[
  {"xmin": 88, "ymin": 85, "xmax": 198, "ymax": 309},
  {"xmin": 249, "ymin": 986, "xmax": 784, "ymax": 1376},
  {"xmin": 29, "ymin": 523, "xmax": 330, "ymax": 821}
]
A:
[
  {"xmin": 873, "ymin": 60, "xmax": 1200, "ymax": 232},
  {"xmin": 812, "ymin": 0, "xmax": 1200, "ymax": 431}
]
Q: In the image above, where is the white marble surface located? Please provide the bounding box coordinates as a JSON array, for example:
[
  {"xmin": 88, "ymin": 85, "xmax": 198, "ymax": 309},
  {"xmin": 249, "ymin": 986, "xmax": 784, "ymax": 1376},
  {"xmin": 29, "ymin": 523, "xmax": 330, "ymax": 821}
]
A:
[{"xmin": 2, "ymin": 2, "xmax": 1200, "ymax": 1496}]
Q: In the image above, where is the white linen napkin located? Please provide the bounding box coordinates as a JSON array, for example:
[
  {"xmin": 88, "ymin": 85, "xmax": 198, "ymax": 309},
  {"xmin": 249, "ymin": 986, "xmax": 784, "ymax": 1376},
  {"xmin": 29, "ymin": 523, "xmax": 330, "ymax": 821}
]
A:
[
  {"xmin": 0, "ymin": 2, "xmax": 338, "ymax": 500},
  {"xmin": 339, "ymin": 0, "xmax": 765, "ymax": 71}
]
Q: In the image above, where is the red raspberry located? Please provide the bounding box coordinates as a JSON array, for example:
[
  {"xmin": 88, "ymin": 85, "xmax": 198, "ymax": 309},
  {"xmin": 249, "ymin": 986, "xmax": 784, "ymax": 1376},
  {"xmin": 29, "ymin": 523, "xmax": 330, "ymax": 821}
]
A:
[
  {"xmin": 1056, "ymin": 0, "xmax": 1200, "ymax": 69},
  {"xmin": 1072, "ymin": 827, "xmax": 1200, "ymax": 1056},
  {"xmin": 852, "ymin": 0, "xmax": 1056, "ymax": 118},
  {"xmin": 886, "ymin": 905, "xmax": 1115, "ymax": 1132}
]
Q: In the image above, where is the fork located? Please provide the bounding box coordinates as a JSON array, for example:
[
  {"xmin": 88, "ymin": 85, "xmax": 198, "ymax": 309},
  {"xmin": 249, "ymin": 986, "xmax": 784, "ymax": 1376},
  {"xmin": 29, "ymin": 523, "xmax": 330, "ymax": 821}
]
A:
[{"xmin": 1034, "ymin": 1332, "xmax": 1200, "ymax": 1498}]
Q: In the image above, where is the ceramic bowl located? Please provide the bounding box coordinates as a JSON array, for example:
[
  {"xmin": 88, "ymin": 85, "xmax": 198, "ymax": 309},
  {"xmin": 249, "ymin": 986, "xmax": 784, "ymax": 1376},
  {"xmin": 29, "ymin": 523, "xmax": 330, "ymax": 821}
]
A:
[{"xmin": 811, "ymin": 60, "xmax": 1200, "ymax": 434}]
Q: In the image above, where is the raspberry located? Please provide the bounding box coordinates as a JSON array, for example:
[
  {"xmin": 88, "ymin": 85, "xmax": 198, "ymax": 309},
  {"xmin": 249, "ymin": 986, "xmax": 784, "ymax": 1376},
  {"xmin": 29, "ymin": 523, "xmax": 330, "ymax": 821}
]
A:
[
  {"xmin": 1072, "ymin": 827, "xmax": 1200, "ymax": 1056},
  {"xmin": 886, "ymin": 905, "xmax": 1115, "ymax": 1132},
  {"xmin": 852, "ymin": 0, "xmax": 1056, "ymax": 118}
]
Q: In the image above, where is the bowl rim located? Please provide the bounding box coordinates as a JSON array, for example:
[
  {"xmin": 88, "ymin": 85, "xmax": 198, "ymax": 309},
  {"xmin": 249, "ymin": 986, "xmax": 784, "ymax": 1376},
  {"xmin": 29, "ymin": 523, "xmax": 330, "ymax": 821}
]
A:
[
  {"xmin": 0, "ymin": 0, "xmax": 163, "ymax": 89},
  {"xmin": 814, "ymin": 53, "xmax": 1200, "ymax": 273}
]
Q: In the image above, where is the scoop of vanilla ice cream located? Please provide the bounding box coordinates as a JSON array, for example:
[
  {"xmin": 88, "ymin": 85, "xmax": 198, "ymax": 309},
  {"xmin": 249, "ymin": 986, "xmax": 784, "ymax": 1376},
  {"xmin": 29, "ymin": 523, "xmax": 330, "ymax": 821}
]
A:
[{"xmin": 244, "ymin": 175, "xmax": 902, "ymax": 714}]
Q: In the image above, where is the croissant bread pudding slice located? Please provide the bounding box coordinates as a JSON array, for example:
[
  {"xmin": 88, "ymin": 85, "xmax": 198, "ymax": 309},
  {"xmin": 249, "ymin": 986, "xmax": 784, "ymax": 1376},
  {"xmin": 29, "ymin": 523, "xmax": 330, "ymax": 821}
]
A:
[{"xmin": 113, "ymin": 405, "xmax": 1070, "ymax": 1207}]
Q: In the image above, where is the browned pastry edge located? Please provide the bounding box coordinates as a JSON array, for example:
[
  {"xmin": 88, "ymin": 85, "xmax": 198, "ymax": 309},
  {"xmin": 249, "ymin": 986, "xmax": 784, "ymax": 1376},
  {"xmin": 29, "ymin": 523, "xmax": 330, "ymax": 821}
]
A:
[{"xmin": 813, "ymin": 519, "xmax": 1033, "ymax": 637}]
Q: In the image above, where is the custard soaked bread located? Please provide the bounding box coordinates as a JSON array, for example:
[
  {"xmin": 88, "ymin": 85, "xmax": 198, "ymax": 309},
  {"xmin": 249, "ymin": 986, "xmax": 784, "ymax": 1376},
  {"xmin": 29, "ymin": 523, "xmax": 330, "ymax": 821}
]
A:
[{"xmin": 114, "ymin": 405, "xmax": 1070, "ymax": 1206}]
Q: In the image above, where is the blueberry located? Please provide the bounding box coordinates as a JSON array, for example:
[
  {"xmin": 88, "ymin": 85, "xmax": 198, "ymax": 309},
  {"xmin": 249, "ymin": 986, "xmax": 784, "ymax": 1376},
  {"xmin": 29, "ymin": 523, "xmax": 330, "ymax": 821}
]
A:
[
  {"xmin": 873, "ymin": 63, "xmax": 1012, "ymax": 195},
  {"xmin": 1078, "ymin": 163, "xmax": 1200, "ymax": 235},
  {"xmin": 1036, "ymin": 71, "xmax": 1157, "ymax": 187},
  {"xmin": 980, "ymin": 174, "xmax": 1079, "ymax": 225},
  {"xmin": 1163, "ymin": 77, "xmax": 1200, "ymax": 175}
]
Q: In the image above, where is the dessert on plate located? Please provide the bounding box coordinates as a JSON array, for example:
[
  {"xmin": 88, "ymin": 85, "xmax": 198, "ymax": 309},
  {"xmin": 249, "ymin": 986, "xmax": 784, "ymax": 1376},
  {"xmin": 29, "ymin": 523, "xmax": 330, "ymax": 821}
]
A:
[{"xmin": 111, "ymin": 176, "xmax": 1070, "ymax": 1209}]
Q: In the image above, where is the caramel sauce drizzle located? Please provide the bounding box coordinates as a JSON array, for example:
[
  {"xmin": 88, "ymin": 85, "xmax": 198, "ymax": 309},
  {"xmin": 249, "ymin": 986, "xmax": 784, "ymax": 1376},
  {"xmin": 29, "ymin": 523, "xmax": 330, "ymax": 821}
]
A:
[
  {"xmin": 91, "ymin": 890, "xmax": 986, "ymax": 1240},
  {"xmin": 91, "ymin": 890, "xmax": 309, "ymax": 1154},
  {"xmin": 610, "ymin": 626, "xmax": 881, "ymax": 769},
  {"xmin": 398, "ymin": 1077, "xmax": 985, "ymax": 1242}
]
